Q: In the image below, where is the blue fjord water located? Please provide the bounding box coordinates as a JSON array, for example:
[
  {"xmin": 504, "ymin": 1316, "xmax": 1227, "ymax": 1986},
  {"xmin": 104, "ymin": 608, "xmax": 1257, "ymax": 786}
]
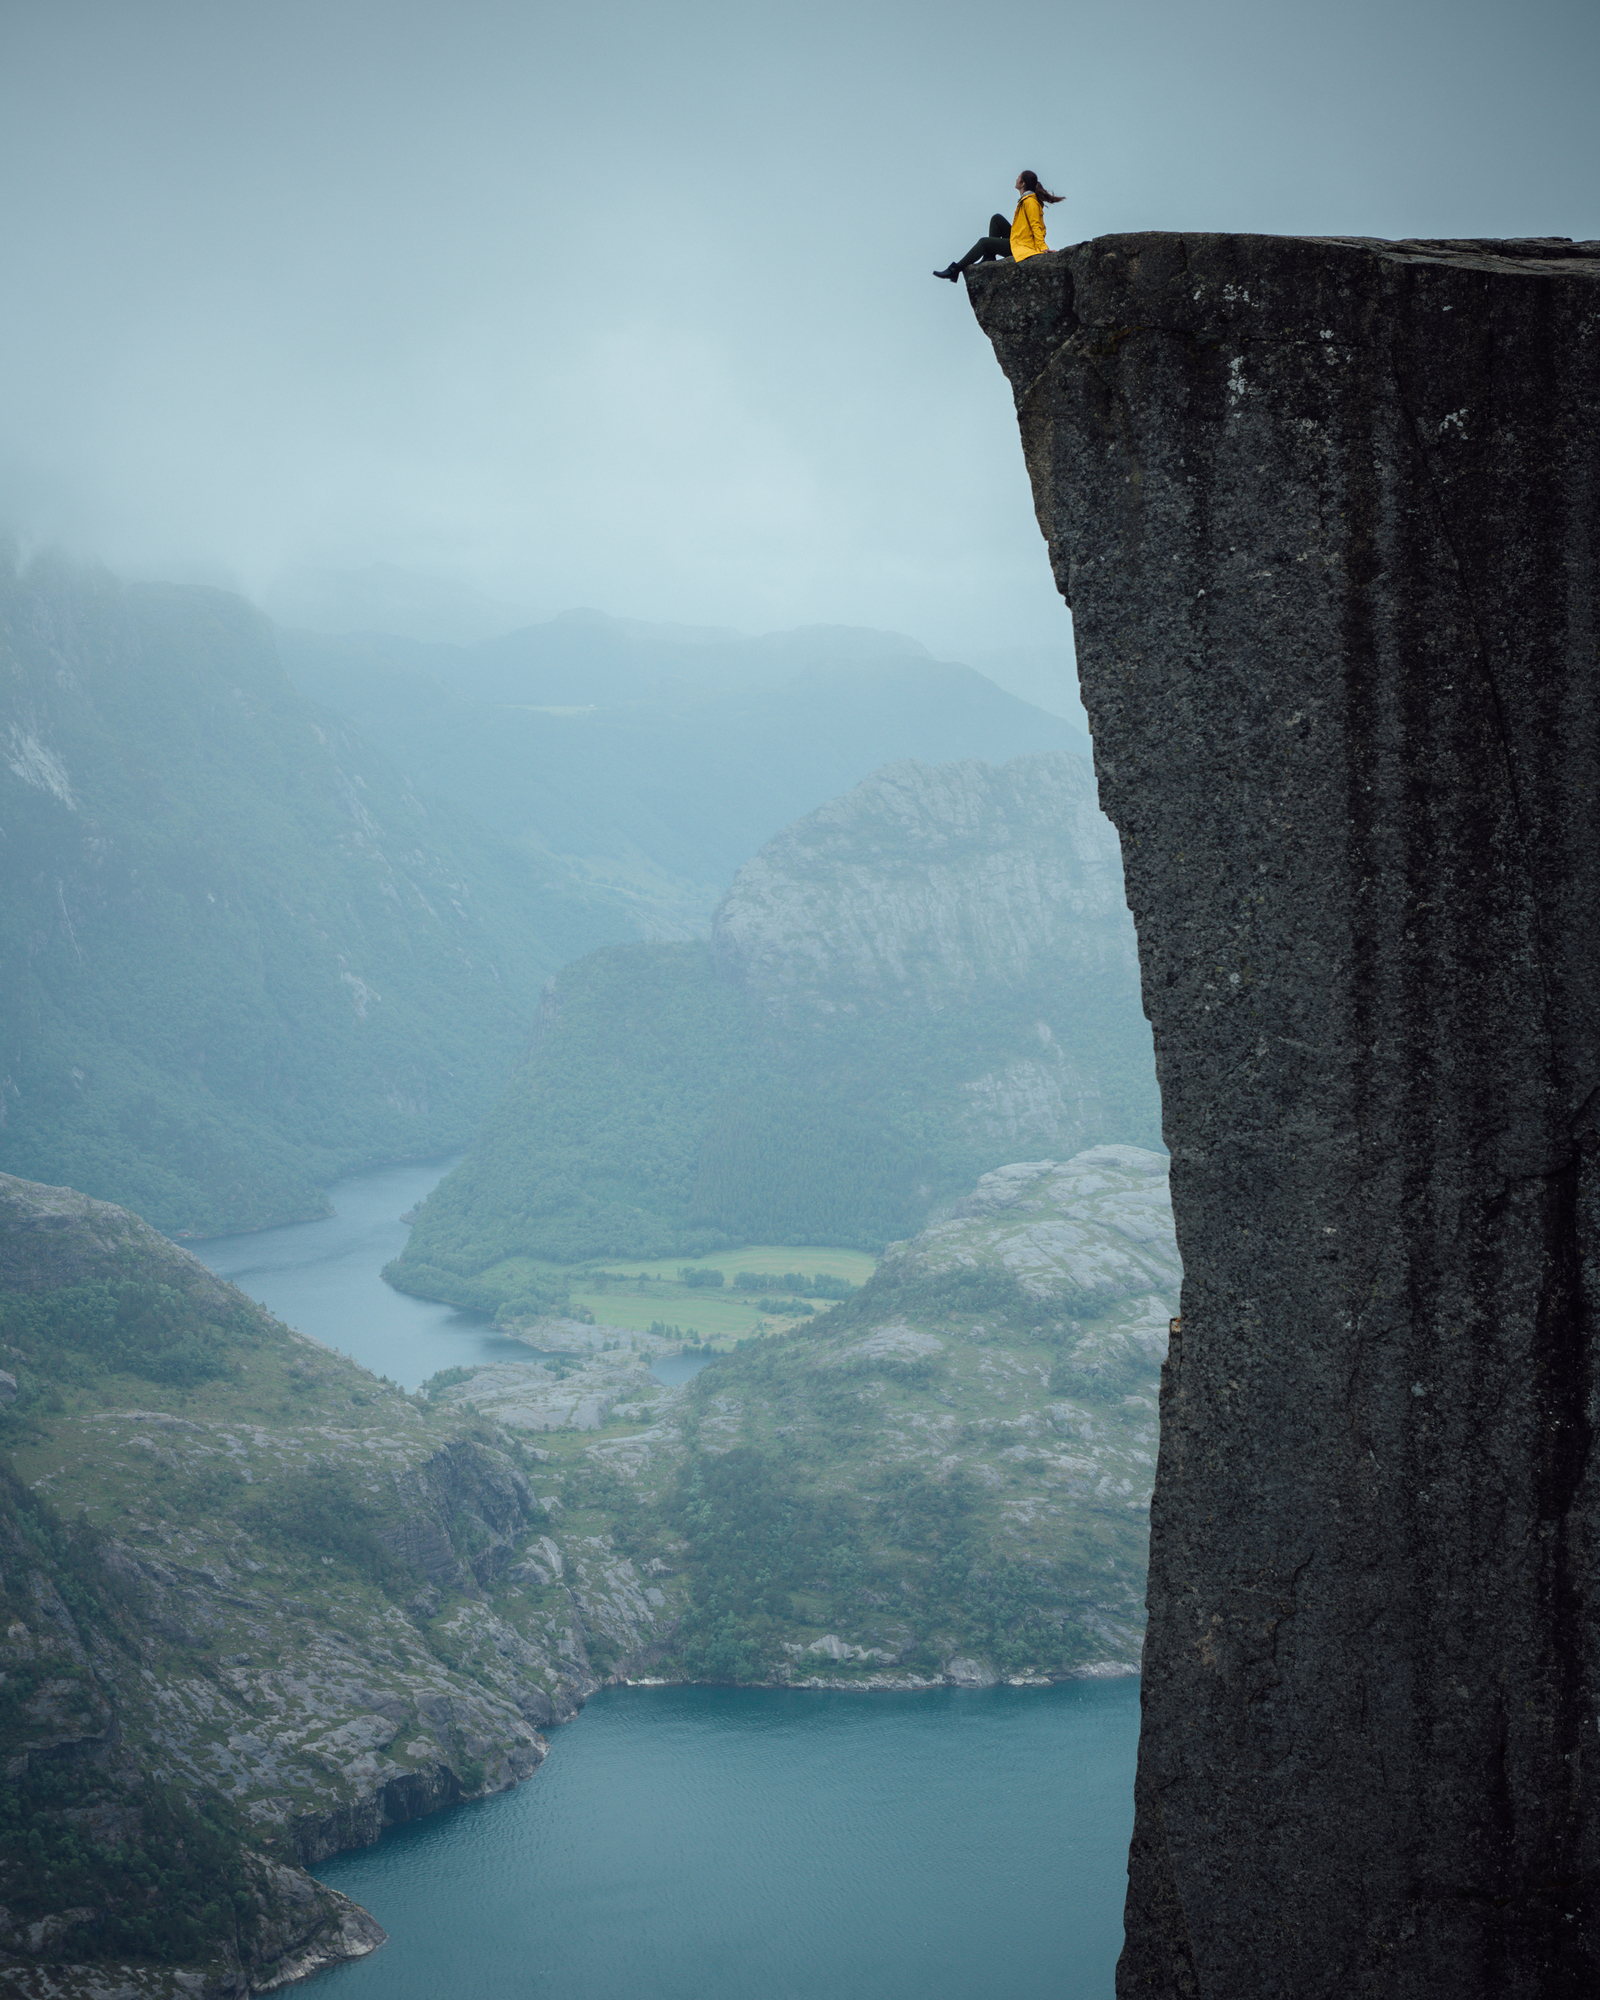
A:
[
  {"xmin": 193, "ymin": 1164, "xmax": 1139, "ymax": 1997},
  {"xmin": 315, "ymin": 1679, "xmax": 1139, "ymax": 2000}
]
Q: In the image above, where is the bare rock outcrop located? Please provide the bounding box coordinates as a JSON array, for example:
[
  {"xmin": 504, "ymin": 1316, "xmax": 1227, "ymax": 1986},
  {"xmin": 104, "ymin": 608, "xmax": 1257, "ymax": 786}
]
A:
[
  {"xmin": 706, "ymin": 750, "xmax": 1151, "ymax": 1166},
  {"xmin": 970, "ymin": 236, "xmax": 1600, "ymax": 1995},
  {"xmin": 711, "ymin": 752, "xmax": 1132, "ymax": 1022}
]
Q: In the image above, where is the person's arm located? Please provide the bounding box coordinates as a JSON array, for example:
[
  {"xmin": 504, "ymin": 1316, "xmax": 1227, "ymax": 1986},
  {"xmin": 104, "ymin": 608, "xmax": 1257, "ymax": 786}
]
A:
[{"xmin": 1025, "ymin": 193, "xmax": 1047, "ymax": 253}]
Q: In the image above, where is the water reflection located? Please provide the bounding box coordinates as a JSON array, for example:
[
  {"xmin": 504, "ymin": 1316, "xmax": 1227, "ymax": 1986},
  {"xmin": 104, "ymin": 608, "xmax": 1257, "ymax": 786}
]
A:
[{"xmin": 649, "ymin": 1348, "xmax": 714, "ymax": 1387}]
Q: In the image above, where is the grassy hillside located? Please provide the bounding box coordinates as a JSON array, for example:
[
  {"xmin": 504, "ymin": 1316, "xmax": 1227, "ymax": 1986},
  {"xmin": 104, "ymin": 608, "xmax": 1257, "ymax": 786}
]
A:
[
  {"xmin": 390, "ymin": 754, "xmax": 1160, "ymax": 1315},
  {"xmin": 0, "ymin": 551, "xmax": 630, "ymax": 1235},
  {"xmin": 390, "ymin": 941, "xmax": 929, "ymax": 1307},
  {"xmin": 0, "ymin": 1169, "xmax": 671, "ymax": 1990}
]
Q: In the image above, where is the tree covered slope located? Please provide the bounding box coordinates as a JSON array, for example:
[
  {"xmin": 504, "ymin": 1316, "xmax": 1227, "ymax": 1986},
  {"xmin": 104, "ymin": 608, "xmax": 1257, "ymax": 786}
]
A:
[
  {"xmin": 0, "ymin": 552, "xmax": 629, "ymax": 1236},
  {"xmin": 390, "ymin": 753, "xmax": 1160, "ymax": 1314}
]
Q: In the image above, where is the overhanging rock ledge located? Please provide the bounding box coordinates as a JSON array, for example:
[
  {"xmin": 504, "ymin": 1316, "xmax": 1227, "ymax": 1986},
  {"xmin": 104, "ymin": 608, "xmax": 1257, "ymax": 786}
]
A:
[{"xmin": 969, "ymin": 234, "xmax": 1600, "ymax": 1996}]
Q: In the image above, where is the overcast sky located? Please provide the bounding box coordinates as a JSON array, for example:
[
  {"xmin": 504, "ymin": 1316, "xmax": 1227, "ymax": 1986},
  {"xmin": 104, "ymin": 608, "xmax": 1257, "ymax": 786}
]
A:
[{"xmin": 2, "ymin": 0, "xmax": 1596, "ymax": 657}]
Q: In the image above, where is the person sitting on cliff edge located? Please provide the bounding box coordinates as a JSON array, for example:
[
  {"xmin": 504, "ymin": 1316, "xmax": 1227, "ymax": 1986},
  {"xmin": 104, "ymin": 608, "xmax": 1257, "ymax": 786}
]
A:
[{"xmin": 933, "ymin": 170, "xmax": 1062, "ymax": 281}]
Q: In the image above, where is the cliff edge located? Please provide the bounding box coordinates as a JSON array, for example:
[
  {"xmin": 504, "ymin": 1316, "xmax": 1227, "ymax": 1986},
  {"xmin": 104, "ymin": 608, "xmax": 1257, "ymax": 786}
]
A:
[{"xmin": 969, "ymin": 236, "xmax": 1600, "ymax": 1995}]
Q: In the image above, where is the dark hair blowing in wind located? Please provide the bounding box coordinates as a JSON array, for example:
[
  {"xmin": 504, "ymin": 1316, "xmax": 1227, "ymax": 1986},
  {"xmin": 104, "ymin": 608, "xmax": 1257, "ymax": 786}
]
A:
[{"xmin": 1018, "ymin": 169, "xmax": 1063, "ymax": 204}]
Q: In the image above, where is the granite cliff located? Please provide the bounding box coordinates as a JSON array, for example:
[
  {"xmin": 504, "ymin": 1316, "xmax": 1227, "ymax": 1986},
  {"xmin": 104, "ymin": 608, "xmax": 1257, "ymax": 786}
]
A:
[{"xmin": 969, "ymin": 236, "xmax": 1600, "ymax": 1994}]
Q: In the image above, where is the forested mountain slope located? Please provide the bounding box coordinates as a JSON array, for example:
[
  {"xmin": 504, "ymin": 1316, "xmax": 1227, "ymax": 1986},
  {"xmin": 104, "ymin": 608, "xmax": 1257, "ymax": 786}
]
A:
[
  {"xmin": 0, "ymin": 552, "xmax": 629, "ymax": 1236},
  {"xmin": 281, "ymin": 614, "xmax": 1092, "ymax": 934},
  {"xmin": 391, "ymin": 753, "xmax": 1159, "ymax": 1315}
]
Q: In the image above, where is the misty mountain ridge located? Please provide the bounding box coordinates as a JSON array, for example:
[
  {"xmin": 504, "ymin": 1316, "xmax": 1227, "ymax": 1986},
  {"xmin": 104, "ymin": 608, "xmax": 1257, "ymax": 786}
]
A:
[
  {"xmin": 0, "ymin": 550, "xmax": 636, "ymax": 1236},
  {"xmin": 281, "ymin": 613, "xmax": 1091, "ymax": 936},
  {"xmin": 257, "ymin": 567, "xmax": 1085, "ymax": 730},
  {"xmin": 286, "ymin": 610, "xmax": 941, "ymax": 708},
  {"xmin": 260, "ymin": 563, "xmax": 543, "ymax": 646},
  {"xmin": 0, "ymin": 548, "xmax": 1097, "ymax": 1238}
]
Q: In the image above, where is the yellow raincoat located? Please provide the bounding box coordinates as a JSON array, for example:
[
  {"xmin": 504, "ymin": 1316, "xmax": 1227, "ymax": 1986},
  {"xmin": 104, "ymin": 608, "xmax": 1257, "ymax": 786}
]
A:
[{"xmin": 1010, "ymin": 192, "xmax": 1049, "ymax": 262}]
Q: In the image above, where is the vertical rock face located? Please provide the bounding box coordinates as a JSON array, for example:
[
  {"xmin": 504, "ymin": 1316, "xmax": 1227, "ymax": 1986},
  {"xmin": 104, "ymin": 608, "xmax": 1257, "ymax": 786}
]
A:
[{"xmin": 968, "ymin": 237, "xmax": 1600, "ymax": 1996}]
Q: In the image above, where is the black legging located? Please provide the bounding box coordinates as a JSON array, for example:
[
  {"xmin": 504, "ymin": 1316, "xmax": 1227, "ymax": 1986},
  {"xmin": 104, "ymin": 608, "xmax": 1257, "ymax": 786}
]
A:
[{"xmin": 954, "ymin": 214, "xmax": 1012, "ymax": 272}]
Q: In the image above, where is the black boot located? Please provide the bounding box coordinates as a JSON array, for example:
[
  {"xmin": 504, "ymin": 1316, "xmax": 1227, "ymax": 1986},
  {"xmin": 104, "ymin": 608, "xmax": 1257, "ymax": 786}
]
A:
[{"xmin": 933, "ymin": 263, "xmax": 960, "ymax": 282}]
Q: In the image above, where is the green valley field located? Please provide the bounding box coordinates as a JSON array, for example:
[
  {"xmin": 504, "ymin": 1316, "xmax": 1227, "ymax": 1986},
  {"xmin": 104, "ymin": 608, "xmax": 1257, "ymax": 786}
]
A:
[{"xmin": 486, "ymin": 1245, "xmax": 879, "ymax": 1345}]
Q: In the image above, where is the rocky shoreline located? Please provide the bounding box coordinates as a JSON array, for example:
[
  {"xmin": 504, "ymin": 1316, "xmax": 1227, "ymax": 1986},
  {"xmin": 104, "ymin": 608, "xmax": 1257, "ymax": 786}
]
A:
[{"xmin": 622, "ymin": 1659, "xmax": 1138, "ymax": 1693}]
